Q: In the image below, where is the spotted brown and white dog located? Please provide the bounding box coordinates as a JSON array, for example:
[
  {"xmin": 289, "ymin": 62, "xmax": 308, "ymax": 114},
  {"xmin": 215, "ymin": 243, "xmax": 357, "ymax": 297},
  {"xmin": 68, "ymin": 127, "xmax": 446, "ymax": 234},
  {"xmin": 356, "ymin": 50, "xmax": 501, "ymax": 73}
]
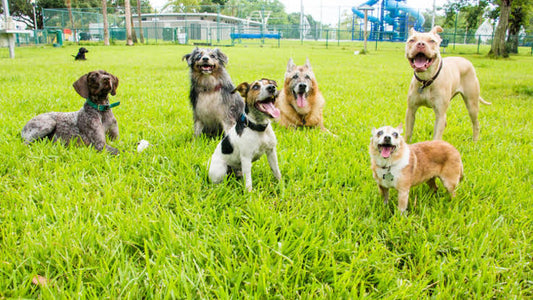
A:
[
  {"xmin": 208, "ymin": 79, "xmax": 281, "ymax": 191},
  {"xmin": 182, "ymin": 47, "xmax": 244, "ymax": 137},
  {"xmin": 369, "ymin": 124, "xmax": 463, "ymax": 213},
  {"xmin": 21, "ymin": 70, "xmax": 121, "ymax": 154}
]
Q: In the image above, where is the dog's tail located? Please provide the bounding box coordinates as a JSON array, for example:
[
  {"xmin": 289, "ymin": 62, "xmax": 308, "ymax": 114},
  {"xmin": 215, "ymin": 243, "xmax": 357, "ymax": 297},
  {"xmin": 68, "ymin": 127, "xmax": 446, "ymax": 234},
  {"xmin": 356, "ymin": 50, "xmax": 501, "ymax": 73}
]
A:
[{"xmin": 479, "ymin": 97, "xmax": 491, "ymax": 105}]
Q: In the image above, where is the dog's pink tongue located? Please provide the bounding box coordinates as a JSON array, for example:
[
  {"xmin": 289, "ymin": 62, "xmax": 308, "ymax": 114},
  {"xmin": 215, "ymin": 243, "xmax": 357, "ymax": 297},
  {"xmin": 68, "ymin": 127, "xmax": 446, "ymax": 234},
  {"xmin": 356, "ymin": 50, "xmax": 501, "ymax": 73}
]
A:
[
  {"xmin": 263, "ymin": 102, "xmax": 280, "ymax": 118},
  {"xmin": 381, "ymin": 147, "xmax": 393, "ymax": 158},
  {"xmin": 413, "ymin": 56, "xmax": 428, "ymax": 69},
  {"xmin": 297, "ymin": 93, "xmax": 307, "ymax": 108}
]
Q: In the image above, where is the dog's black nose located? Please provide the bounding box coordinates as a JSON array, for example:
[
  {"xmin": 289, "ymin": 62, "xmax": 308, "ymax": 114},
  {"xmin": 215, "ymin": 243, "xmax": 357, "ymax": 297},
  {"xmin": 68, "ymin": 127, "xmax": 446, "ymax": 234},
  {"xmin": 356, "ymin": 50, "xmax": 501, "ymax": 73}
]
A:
[
  {"xmin": 202, "ymin": 57, "xmax": 209, "ymax": 62},
  {"xmin": 384, "ymin": 136, "xmax": 391, "ymax": 143},
  {"xmin": 297, "ymin": 83, "xmax": 307, "ymax": 93},
  {"xmin": 266, "ymin": 84, "xmax": 276, "ymax": 94}
]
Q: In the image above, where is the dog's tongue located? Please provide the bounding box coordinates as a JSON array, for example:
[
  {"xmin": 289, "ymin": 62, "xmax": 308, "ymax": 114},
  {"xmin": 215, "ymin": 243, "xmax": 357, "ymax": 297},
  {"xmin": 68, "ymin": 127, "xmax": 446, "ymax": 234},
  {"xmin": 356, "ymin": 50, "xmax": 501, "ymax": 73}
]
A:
[
  {"xmin": 297, "ymin": 93, "xmax": 307, "ymax": 108},
  {"xmin": 381, "ymin": 146, "xmax": 393, "ymax": 158},
  {"xmin": 261, "ymin": 101, "xmax": 280, "ymax": 118},
  {"xmin": 413, "ymin": 55, "xmax": 429, "ymax": 69}
]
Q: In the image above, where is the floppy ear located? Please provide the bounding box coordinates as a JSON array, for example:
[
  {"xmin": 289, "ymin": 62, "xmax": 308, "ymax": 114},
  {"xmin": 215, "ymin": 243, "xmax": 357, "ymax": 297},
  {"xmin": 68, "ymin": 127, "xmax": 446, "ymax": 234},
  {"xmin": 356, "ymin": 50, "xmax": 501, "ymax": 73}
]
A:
[
  {"xmin": 110, "ymin": 74, "xmax": 119, "ymax": 96},
  {"xmin": 182, "ymin": 47, "xmax": 198, "ymax": 66},
  {"xmin": 286, "ymin": 58, "xmax": 296, "ymax": 74},
  {"xmin": 215, "ymin": 48, "xmax": 228, "ymax": 66},
  {"xmin": 430, "ymin": 26, "xmax": 443, "ymax": 34},
  {"xmin": 73, "ymin": 73, "xmax": 90, "ymax": 99},
  {"xmin": 233, "ymin": 82, "xmax": 249, "ymax": 97},
  {"xmin": 396, "ymin": 123, "xmax": 403, "ymax": 134}
]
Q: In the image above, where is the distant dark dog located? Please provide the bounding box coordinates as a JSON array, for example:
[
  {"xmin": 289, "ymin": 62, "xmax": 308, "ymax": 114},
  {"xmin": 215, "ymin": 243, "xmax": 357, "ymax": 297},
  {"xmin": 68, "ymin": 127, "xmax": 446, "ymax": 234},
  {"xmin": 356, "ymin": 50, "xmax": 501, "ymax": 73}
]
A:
[
  {"xmin": 21, "ymin": 70, "xmax": 121, "ymax": 154},
  {"xmin": 182, "ymin": 47, "xmax": 244, "ymax": 137},
  {"xmin": 73, "ymin": 47, "xmax": 88, "ymax": 60}
]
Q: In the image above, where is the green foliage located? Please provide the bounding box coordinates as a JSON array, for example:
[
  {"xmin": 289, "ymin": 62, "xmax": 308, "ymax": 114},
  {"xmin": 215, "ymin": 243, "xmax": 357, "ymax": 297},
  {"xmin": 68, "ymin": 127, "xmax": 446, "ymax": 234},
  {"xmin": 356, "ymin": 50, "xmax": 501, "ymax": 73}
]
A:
[{"xmin": 0, "ymin": 43, "xmax": 532, "ymax": 297}]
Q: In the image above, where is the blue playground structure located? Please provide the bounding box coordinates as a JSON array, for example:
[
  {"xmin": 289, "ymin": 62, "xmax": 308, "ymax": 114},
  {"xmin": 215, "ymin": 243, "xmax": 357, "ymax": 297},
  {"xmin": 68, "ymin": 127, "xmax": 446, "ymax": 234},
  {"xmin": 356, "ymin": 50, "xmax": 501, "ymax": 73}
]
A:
[{"xmin": 352, "ymin": 0, "xmax": 425, "ymax": 41}]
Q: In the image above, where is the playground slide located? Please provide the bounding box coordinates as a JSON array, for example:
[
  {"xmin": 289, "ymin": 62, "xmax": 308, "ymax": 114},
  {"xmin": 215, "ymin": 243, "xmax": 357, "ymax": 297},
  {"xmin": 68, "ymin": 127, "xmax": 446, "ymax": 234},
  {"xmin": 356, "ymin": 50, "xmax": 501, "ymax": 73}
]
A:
[
  {"xmin": 352, "ymin": 0, "xmax": 425, "ymax": 30},
  {"xmin": 351, "ymin": 0, "xmax": 381, "ymax": 24}
]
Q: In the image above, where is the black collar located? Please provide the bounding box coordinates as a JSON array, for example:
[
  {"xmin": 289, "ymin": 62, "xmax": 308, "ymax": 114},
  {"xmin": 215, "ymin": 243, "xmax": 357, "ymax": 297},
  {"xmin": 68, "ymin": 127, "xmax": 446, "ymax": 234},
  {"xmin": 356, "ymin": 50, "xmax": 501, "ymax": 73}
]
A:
[
  {"xmin": 414, "ymin": 60, "xmax": 443, "ymax": 93},
  {"xmin": 236, "ymin": 113, "xmax": 268, "ymax": 135}
]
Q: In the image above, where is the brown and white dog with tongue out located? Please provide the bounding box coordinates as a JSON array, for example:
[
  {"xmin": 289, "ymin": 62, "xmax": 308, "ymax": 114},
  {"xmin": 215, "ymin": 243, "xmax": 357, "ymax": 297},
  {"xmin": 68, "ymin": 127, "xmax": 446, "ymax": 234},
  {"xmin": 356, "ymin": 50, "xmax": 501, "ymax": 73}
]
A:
[
  {"xmin": 369, "ymin": 124, "xmax": 463, "ymax": 214},
  {"xmin": 209, "ymin": 79, "xmax": 282, "ymax": 192},
  {"xmin": 405, "ymin": 26, "xmax": 490, "ymax": 142},
  {"xmin": 276, "ymin": 58, "xmax": 328, "ymax": 131}
]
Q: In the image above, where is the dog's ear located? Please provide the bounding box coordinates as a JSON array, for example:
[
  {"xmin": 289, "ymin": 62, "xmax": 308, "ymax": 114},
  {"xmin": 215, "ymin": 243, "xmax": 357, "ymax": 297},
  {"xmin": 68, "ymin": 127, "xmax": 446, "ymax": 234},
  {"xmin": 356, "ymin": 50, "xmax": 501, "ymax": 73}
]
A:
[
  {"xmin": 182, "ymin": 47, "xmax": 198, "ymax": 66},
  {"xmin": 371, "ymin": 127, "xmax": 377, "ymax": 136},
  {"xmin": 234, "ymin": 82, "xmax": 249, "ymax": 97},
  {"xmin": 73, "ymin": 73, "xmax": 90, "ymax": 99},
  {"xmin": 214, "ymin": 48, "xmax": 228, "ymax": 66},
  {"xmin": 396, "ymin": 123, "xmax": 403, "ymax": 134},
  {"xmin": 110, "ymin": 74, "xmax": 119, "ymax": 96},
  {"xmin": 286, "ymin": 58, "xmax": 296, "ymax": 74},
  {"xmin": 304, "ymin": 57, "xmax": 313, "ymax": 71},
  {"xmin": 430, "ymin": 26, "xmax": 443, "ymax": 35},
  {"xmin": 408, "ymin": 27, "xmax": 416, "ymax": 37}
]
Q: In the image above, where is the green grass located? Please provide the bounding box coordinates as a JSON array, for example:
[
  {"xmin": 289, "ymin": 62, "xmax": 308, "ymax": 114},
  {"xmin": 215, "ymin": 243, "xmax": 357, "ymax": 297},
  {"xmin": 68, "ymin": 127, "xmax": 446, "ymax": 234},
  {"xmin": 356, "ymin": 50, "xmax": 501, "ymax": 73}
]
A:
[{"xmin": 0, "ymin": 42, "xmax": 532, "ymax": 298}]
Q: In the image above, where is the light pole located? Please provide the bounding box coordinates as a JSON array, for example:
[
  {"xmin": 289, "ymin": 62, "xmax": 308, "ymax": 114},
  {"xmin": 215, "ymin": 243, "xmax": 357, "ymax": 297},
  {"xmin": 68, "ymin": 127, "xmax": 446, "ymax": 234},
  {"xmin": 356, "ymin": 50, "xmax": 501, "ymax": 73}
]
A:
[
  {"xmin": 30, "ymin": 0, "xmax": 38, "ymax": 44},
  {"xmin": 358, "ymin": 5, "xmax": 373, "ymax": 53}
]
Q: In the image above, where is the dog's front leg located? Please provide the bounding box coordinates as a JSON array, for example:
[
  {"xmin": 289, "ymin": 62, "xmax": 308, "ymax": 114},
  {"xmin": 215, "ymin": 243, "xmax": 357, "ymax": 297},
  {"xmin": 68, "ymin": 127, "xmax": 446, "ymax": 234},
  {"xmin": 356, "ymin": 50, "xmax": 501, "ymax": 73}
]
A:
[
  {"xmin": 405, "ymin": 104, "xmax": 418, "ymax": 142},
  {"xmin": 193, "ymin": 120, "xmax": 204, "ymax": 137},
  {"xmin": 397, "ymin": 188, "xmax": 410, "ymax": 214},
  {"xmin": 432, "ymin": 106, "xmax": 447, "ymax": 140},
  {"xmin": 266, "ymin": 148, "xmax": 281, "ymax": 180},
  {"xmin": 378, "ymin": 185, "xmax": 389, "ymax": 204},
  {"xmin": 240, "ymin": 157, "xmax": 253, "ymax": 192}
]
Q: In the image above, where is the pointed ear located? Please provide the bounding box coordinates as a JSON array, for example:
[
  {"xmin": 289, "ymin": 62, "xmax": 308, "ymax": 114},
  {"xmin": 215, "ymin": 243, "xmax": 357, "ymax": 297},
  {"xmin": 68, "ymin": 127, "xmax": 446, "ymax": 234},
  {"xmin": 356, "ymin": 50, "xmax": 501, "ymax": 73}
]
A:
[
  {"xmin": 371, "ymin": 127, "xmax": 377, "ymax": 136},
  {"xmin": 110, "ymin": 74, "xmax": 119, "ymax": 96},
  {"xmin": 396, "ymin": 123, "xmax": 403, "ymax": 134},
  {"xmin": 409, "ymin": 27, "xmax": 416, "ymax": 37},
  {"xmin": 233, "ymin": 82, "xmax": 249, "ymax": 97},
  {"xmin": 215, "ymin": 48, "xmax": 228, "ymax": 66},
  {"xmin": 286, "ymin": 58, "xmax": 296, "ymax": 74},
  {"xmin": 431, "ymin": 26, "xmax": 443, "ymax": 34},
  {"xmin": 73, "ymin": 73, "xmax": 89, "ymax": 98},
  {"xmin": 304, "ymin": 57, "xmax": 312, "ymax": 70}
]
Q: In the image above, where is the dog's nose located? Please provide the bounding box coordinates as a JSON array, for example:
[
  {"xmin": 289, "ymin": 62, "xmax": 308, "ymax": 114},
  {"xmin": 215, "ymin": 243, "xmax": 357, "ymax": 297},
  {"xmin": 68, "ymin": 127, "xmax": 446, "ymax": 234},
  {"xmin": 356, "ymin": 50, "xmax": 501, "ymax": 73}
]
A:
[
  {"xmin": 384, "ymin": 136, "xmax": 391, "ymax": 143},
  {"xmin": 266, "ymin": 84, "xmax": 276, "ymax": 94},
  {"xmin": 297, "ymin": 83, "xmax": 307, "ymax": 92},
  {"xmin": 416, "ymin": 41, "xmax": 425, "ymax": 49},
  {"xmin": 202, "ymin": 56, "xmax": 209, "ymax": 62}
]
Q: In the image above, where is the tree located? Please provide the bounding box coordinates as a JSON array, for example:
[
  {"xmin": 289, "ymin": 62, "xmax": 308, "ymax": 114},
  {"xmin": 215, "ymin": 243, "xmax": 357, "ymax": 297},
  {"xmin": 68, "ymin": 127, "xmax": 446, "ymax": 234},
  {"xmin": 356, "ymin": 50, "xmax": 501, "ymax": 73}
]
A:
[
  {"xmin": 102, "ymin": 0, "xmax": 110, "ymax": 45},
  {"xmin": 489, "ymin": 0, "xmax": 513, "ymax": 57},
  {"xmin": 506, "ymin": 0, "xmax": 532, "ymax": 53},
  {"xmin": 124, "ymin": 0, "xmax": 133, "ymax": 45},
  {"xmin": 137, "ymin": 0, "xmax": 144, "ymax": 43}
]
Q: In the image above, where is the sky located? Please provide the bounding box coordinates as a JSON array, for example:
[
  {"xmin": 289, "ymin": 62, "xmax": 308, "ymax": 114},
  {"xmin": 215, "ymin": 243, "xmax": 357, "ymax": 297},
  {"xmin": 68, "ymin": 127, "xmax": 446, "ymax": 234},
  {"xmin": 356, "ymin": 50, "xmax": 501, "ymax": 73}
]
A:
[{"xmin": 149, "ymin": 0, "xmax": 448, "ymax": 26}]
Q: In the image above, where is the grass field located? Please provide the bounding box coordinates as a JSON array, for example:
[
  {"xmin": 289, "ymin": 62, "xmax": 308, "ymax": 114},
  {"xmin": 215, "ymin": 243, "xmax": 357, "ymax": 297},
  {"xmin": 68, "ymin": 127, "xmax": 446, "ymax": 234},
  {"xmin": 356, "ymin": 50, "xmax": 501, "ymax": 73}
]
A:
[{"xmin": 1, "ymin": 41, "xmax": 532, "ymax": 298}]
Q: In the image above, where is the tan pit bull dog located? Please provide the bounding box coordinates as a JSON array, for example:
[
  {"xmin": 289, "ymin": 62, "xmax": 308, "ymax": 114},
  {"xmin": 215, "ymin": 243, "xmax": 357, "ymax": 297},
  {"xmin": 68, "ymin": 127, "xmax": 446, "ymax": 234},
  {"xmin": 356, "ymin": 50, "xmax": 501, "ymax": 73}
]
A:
[{"xmin": 405, "ymin": 26, "xmax": 491, "ymax": 142}]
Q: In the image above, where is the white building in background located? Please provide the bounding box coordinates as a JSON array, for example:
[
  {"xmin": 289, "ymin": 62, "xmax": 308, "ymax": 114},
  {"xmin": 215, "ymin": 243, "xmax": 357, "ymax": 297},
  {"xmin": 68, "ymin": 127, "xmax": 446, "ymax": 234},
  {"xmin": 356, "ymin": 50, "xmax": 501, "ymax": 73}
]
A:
[{"xmin": 475, "ymin": 19, "xmax": 493, "ymax": 43}]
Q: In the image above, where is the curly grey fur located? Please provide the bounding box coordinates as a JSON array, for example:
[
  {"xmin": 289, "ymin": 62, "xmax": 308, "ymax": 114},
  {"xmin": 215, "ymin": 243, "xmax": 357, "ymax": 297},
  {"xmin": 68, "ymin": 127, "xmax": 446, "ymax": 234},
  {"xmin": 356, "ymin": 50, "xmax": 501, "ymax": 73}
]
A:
[
  {"xmin": 21, "ymin": 70, "xmax": 121, "ymax": 155},
  {"xmin": 183, "ymin": 47, "xmax": 244, "ymax": 137}
]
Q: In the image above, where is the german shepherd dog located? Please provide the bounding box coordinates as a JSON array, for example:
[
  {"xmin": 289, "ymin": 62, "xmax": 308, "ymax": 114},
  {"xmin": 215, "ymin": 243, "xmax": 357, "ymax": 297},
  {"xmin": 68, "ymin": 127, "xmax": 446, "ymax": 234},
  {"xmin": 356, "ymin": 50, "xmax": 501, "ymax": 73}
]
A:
[
  {"xmin": 276, "ymin": 58, "xmax": 328, "ymax": 131},
  {"xmin": 183, "ymin": 47, "xmax": 244, "ymax": 137}
]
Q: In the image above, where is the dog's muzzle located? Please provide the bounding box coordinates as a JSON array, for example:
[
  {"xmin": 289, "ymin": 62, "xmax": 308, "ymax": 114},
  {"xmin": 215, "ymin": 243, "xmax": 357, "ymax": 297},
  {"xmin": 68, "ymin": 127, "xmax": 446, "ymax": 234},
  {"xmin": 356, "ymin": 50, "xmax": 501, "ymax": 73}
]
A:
[
  {"xmin": 409, "ymin": 52, "xmax": 434, "ymax": 72},
  {"xmin": 378, "ymin": 137, "xmax": 396, "ymax": 158}
]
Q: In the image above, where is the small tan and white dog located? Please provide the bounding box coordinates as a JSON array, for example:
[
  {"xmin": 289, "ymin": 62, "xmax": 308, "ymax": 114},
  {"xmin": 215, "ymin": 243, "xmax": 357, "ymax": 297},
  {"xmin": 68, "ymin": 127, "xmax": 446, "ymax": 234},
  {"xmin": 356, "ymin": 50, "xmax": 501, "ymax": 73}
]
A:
[
  {"xmin": 369, "ymin": 124, "xmax": 463, "ymax": 213},
  {"xmin": 405, "ymin": 26, "xmax": 490, "ymax": 142},
  {"xmin": 208, "ymin": 79, "xmax": 281, "ymax": 191}
]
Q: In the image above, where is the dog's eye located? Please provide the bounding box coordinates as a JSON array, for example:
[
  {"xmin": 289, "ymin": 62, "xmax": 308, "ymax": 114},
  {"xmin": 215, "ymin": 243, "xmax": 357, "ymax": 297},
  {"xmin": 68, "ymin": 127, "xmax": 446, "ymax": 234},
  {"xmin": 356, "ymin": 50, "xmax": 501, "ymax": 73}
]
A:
[
  {"xmin": 210, "ymin": 54, "xmax": 215, "ymax": 58},
  {"xmin": 408, "ymin": 39, "xmax": 415, "ymax": 43},
  {"xmin": 292, "ymin": 74, "xmax": 299, "ymax": 79},
  {"xmin": 305, "ymin": 75, "xmax": 311, "ymax": 79},
  {"xmin": 429, "ymin": 39, "xmax": 436, "ymax": 43},
  {"xmin": 392, "ymin": 132, "xmax": 398, "ymax": 138},
  {"xmin": 377, "ymin": 130, "xmax": 383, "ymax": 137},
  {"xmin": 252, "ymin": 84, "xmax": 260, "ymax": 90}
]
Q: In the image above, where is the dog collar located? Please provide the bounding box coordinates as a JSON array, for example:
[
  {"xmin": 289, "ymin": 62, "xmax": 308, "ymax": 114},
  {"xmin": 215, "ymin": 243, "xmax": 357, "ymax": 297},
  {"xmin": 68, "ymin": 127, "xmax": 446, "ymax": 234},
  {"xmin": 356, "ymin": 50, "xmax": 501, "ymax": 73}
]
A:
[
  {"xmin": 238, "ymin": 113, "xmax": 268, "ymax": 132},
  {"xmin": 414, "ymin": 60, "xmax": 443, "ymax": 93},
  {"xmin": 86, "ymin": 98, "xmax": 120, "ymax": 111}
]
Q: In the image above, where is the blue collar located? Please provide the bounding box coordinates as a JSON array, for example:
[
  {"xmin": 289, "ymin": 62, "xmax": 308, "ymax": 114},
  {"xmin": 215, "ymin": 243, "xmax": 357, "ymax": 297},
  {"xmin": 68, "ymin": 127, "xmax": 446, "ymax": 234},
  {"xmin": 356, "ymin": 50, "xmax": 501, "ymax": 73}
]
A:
[{"xmin": 85, "ymin": 98, "xmax": 120, "ymax": 111}]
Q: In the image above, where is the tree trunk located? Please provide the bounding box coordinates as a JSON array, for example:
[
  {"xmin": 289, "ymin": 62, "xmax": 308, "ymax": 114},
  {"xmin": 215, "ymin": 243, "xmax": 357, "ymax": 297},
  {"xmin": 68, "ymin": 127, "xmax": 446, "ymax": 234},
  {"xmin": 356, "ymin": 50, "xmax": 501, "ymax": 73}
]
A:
[
  {"xmin": 137, "ymin": 0, "xmax": 144, "ymax": 43},
  {"xmin": 506, "ymin": 6, "xmax": 523, "ymax": 54},
  {"xmin": 102, "ymin": 0, "xmax": 110, "ymax": 45},
  {"xmin": 131, "ymin": 14, "xmax": 138, "ymax": 43},
  {"xmin": 489, "ymin": 0, "xmax": 512, "ymax": 57},
  {"xmin": 124, "ymin": 0, "xmax": 134, "ymax": 46},
  {"xmin": 66, "ymin": 0, "xmax": 76, "ymax": 42}
]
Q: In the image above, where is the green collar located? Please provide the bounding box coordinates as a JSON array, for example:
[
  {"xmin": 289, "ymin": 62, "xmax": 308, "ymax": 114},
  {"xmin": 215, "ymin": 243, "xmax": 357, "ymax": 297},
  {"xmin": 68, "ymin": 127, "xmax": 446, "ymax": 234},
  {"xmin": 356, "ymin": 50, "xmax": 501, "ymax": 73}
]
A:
[{"xmin": 85, "ymin": 98, "xmax": 120, "ymax": 111}]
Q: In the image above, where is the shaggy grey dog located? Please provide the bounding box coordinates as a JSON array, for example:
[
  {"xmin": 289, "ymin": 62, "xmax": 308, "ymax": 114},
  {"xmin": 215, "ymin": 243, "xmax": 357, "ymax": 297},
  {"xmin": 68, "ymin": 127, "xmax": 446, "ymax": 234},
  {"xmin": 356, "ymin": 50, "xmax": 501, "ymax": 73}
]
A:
[
  {"xmin": 182, "ymin": 47, "xmax": 244, "ymax": 137},
  {"xmin": 21, "ymin": 70, "xmax": 121, "ymax": 155}
]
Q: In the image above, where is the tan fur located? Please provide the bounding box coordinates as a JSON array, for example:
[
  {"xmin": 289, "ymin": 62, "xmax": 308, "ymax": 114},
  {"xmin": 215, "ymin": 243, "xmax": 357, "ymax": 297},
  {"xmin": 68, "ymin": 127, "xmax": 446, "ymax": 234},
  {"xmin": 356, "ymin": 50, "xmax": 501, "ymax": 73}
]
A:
[
  {"xmin": 369, "ymin": 125, "xmax": 463, "ymax": 213},
  {"xmin": 276, "ymin": 58, "xmax": 327, "ymax": 130},
  {"xmin": 405, "ymin": 26, "xmax": 490, "ymax": 142}
]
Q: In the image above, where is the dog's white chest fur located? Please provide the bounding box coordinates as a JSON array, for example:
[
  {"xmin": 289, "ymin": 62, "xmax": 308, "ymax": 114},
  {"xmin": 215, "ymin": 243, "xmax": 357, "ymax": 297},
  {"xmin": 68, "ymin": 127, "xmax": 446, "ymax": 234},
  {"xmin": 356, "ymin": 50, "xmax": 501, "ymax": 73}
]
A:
[
  {"xmin": 373, "ymin": 147, "xmax": 410, "ymax": 189},
  {"xmin": 222, "ymin": 126, "xmax": 277, "ymax": 166},
  {"xmin": 195, "ymin": 91, "xmax": 226, "ymax": 126}
]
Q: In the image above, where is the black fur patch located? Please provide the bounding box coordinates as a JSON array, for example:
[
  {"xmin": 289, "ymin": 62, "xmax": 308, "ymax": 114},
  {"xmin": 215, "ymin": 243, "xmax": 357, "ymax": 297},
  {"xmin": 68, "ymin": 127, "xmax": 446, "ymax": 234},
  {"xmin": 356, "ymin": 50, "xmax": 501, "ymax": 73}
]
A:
[
  {"xmin": 235, "ymin": 117, "xmax": 246, "ymax": 136},
  {"xmin": 221, "ymin": 135, "xmax": 233, "ymax": 154}
]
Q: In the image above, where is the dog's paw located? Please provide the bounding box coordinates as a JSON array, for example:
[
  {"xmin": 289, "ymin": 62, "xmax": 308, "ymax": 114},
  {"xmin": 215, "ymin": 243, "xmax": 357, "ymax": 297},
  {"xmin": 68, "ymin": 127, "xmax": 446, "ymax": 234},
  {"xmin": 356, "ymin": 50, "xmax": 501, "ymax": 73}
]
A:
[{"xmin": 137, "ymin": 139, "xmax": 151, "ymax": 152}]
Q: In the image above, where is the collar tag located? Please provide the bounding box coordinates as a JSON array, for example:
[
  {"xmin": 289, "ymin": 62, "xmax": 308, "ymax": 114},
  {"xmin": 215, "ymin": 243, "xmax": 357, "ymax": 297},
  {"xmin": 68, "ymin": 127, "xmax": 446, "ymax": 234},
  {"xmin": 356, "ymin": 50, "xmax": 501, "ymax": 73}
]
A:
[
  {"xmin": 383, "ymin": 173, "xmax": 394, "ymax": 181},
  {"xmin": 86, "ymin": 98, "xmax": 120, "ymax": 111}
]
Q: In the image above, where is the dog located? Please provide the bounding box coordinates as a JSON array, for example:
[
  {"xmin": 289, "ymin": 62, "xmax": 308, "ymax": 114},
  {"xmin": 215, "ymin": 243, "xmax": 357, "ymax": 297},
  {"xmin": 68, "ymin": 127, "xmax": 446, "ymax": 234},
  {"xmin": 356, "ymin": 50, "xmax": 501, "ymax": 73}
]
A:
[
  {"xmin": 276, "ymin": 58, "xmax": 328, "ymax": 131},
  {"xmin": 21, "ymin": 70, "xmax": 121, "ymax": 155},
  {"xmin": 182, "ymin": 47, "xmax": 244, "ymax": 137},
  {"xmin": 369, "ymin": 124, "xmax": 463, "ymax": 213},
  {"xmin": 208, "ymin": 79, "xmax": 281, "ymax": 191},
  {"xmin": 405, "ymin": 26, "xmax": 491, "ymax": 142},
  {"xmin": 73, "ymin": 47, "xmax": 89, "ymax": 60}
]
